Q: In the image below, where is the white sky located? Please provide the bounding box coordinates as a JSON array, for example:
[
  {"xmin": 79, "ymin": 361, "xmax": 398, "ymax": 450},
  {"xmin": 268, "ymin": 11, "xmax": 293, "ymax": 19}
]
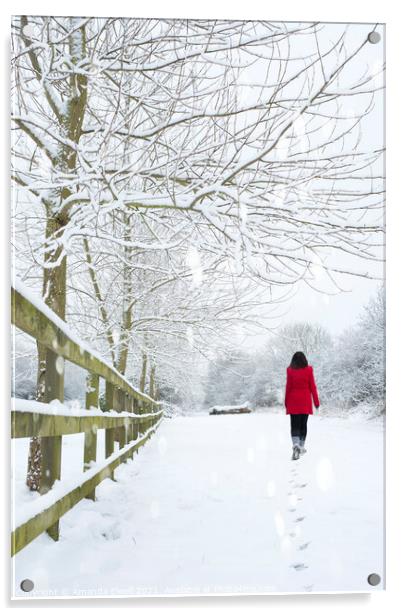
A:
[
  {"xmin": 278, "ymin": 274, "xmax": 382, "ymax": 335},
  {"xmin": 250, "ymin": 22, "xmax": 384, "ymax": 340}
]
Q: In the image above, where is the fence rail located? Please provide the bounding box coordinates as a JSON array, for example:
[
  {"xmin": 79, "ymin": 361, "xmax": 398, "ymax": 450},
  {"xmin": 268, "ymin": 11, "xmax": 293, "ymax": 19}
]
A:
[
  {"xmin": 11, "ymin": 408, "xmax": 159, "ymax": 439},
  {"xmin": 12, "ymin": 285, "xmax": 157, "ymax": 406},
  {"xmin": 11, "ymin": 282, "xmax": 163, "ymax": 556}
]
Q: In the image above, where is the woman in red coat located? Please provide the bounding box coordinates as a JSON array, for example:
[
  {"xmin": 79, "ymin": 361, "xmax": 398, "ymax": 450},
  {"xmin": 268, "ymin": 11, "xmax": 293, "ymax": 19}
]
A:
[{"xmin": 285, "ymin": 351, "xmax": 320, "ymax": 460}]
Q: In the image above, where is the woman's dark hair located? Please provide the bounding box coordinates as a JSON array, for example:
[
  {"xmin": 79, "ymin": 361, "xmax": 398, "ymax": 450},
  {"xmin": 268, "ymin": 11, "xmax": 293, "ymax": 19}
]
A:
[{"xmin": 290, "ymin": 351, "xmax": 308, "ymax": 369}]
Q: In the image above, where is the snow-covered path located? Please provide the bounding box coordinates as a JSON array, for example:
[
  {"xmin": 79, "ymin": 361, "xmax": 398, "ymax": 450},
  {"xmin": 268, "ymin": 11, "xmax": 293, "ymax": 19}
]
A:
[{"xmin": 12, "ymin": 411, "xmax": 384, "ymax": 597}]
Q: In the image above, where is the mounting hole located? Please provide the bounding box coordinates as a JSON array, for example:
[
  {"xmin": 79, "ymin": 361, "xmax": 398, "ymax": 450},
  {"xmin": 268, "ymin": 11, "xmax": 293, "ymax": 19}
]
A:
[
  {"xmin": 368, "ymin": 31, "xmax": 381, "ymax": 44},
  {"xmin": 367, "ymin": 573, "xmax": 381, "ymax": 586},
  {"xmin": 20, "ymin": 578, "xmax": 34, "ymax": 592}
]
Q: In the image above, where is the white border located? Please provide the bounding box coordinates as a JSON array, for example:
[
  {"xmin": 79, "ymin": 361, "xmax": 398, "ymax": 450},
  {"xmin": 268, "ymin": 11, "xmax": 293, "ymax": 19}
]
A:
[{"xmin": 1, "ymin": 1, "xmax": 401, "ymax": 613}]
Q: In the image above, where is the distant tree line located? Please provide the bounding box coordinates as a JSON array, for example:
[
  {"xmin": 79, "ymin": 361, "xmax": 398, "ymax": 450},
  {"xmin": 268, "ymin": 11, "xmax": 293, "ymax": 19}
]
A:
[{"xmin": 204, "ymin": 288, "xmax": 385, "ymax": 414}]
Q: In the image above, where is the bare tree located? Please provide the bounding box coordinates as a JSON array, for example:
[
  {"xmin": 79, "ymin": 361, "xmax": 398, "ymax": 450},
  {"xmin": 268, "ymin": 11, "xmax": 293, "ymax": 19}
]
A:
[{"xmin": 11, "ymin": 17, "xmax": 384, "ymax": 488}]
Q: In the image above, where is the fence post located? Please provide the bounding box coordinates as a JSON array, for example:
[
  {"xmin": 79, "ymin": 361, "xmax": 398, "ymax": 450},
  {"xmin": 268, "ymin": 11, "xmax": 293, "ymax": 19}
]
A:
[
  {"xmin": 147, "ymin": 402, "xmax": 152, "ymax": 433},
  {"xmin": 84, "ymin": 372, "xmax": 99, "ymax": 500},
  {"xmin": 143, "ymin": 403, "xmax": 147, "ymax": 434},
  {"xmin": 39, "ymin": 342, "xmax": 64, "ymax": 541},
  {"xmin": 137, "ymin": 399, "xmax": 142, "ymax": 439},
  {"xmin": 114, "ymin": 388, "xmax": 125, "ymax": 449},
  {"xmin": 105, "ymin": 381, "xmax": 116, "ymax": 480},
  {"xmin": 127, "ymin": 396, "xmax": 135, "ymax": 457},
  {"xmin": 119, "ymin": 389, "xmax": 126, "ymax": 449},
  {"xmin": 131, "ymin": 397, "xmax": 139, "ymax": 458},
  {"xmin": 124, "ymin": 392, "xmax": 131, "ymax": 445}
]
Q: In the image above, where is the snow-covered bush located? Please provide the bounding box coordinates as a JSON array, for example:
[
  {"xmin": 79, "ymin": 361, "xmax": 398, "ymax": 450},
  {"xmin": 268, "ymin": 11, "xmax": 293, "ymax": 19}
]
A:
[{"xmin": 324, "ymin": 288, "xmax": 385, "ymax": 410}]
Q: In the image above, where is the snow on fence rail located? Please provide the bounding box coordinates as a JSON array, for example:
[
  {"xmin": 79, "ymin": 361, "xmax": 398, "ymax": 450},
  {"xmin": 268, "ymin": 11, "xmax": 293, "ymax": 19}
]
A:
[
  {"xmin": 12, "ymin": 278, "xmax": 159, "ymax": 406},
  {"xmin": 11, "ymin": 282, "xmax": 163, "ymax": 556}
]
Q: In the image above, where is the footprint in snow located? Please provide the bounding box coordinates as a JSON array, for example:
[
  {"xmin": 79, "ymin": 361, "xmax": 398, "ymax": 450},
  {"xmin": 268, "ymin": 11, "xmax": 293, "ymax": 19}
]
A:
[
  {"xmin": 288, "ymin": 508, "xmax": 297, "ymax": 513},
  {"xmin": 304, "ymin": 584, "xmax": 314, "ymax": 592},
  {"xmin": 298, "ymin": 542, "xmax": 311, "ymax": 551},
  {"xmin": 291, "ymin": 563, "xmax": 309, "ymax": 571},
  {"xmin": 298, "ymin": 483, "xmax": 308, "ymax": 488},
  {"xmin": 295, "ymin": 516, "xmax": 305, "ymax": 522}
]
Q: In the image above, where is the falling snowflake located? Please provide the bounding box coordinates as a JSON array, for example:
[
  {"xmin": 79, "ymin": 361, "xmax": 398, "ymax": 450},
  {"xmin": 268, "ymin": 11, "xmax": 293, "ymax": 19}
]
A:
[
  {"xmin": 266, "ymin": 480, "xmax": 276, "ymax": 498},
  {"xmin": 274, "ymin": 512, "xmax": 285, "ymax": 537},
  {"xmin": 55, "ymin": 356, "xmax": 64, "ymax": 375}
]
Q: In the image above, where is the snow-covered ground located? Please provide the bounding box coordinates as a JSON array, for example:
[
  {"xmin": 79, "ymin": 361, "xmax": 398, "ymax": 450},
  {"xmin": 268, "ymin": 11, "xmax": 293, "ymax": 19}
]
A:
[{"xmin": 12, "ymin": 409, "xmax": 384, "ymax": 598}]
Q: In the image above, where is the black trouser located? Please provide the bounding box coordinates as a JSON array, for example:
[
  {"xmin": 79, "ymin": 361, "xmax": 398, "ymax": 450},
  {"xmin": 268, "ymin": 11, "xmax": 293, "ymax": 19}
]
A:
[{"xmin": 290, "ymin": 414, "xmax": 309, "ymax": 444}]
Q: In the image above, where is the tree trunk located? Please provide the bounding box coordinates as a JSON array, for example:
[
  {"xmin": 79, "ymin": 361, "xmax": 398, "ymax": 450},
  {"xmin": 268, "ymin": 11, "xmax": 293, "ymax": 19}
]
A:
[
  {"xmin": 140, "ymin": 352, "xmax": 148, "ymax": 393},
  {"xmin": 149, "ymin": 364, "xmax": 156, "ymax": 399},
  {"xmin": 25, "ymin": 343, "xmax": 46, "ymax": 490},
  {"xmin": 116, "ymin": 219, "xmax": 133, "ymax": 375},
  {"xmin": 25, "ymin": 17, "xmax": 88, "ymax": 490}
]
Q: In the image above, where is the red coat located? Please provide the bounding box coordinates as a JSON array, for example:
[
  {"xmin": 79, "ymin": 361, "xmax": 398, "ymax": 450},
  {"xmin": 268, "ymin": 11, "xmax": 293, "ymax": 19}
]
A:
[{"xmin": 285, "ymin": 365, "xmax": 320, "ymax": 415}]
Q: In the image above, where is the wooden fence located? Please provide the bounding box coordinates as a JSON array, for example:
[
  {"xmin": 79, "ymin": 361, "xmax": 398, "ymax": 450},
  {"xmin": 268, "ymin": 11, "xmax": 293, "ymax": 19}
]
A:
[{"xmin": 11, "ymin": 283, "xmax": 163, "ymax": 556}]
